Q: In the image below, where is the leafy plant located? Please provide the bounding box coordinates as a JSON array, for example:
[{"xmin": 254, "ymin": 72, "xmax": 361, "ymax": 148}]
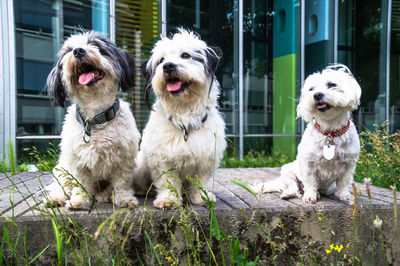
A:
[
  {"xmin": 354, "ymin": 123, "xmax": 400, "ymax": 190},
  {"xmin": 0, "ymin": 161, "xmax": 9, "ymax": 173},
  {"xmin": 221, "ymin": 150, "xmax": 294, "ymax": 168},
  {"xmin": 24, "ymin": 145, "xmax": 58, "ymax": 172}
]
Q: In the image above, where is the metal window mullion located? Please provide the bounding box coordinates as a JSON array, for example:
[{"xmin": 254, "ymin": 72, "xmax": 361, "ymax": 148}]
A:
[
  {"xmin": 333, "ymin": 0, "xmax": 338, "ymax": 63},
  {"xmin": 16, "ymin": 135, "xmax": 62, "ymax": 140},
  {"xmin": 110, "ymin": 0, "xmax": 115, "ymax": 42},
  {"xmin": 238, "ymin": 0, "xmax": 244, "ymax": 159},
  {"xmin": 161, "ymin": 0, "xmax": 166, "ymax": 37},
  {"xmin": 1, "ymin": 0, "xmax": 17, "ymax": 162},
  {"xmin": 227, "ymin": 134, "xmax": 301, "ymax": 138},
  {"xmin": 386, "ymin": 0, "xmax": 392, "ymax": 132},
  {"xmin": 300, "ymin": 0, "xmax": 305, "ymax": 134},
  {"xmin": 8, "ymin": 0, "xmax": 16, "ymax": 154}
]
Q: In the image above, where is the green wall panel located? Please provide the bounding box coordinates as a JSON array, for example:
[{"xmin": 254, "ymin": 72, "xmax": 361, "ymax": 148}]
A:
[{"xmin": 273, "ymin": 54, "xmax": 296, "ymax": 153}]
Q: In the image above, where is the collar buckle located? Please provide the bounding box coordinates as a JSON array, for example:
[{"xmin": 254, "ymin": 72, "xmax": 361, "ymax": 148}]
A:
[
  {"xmin": 76, "ymin": 98, "xmax": 120, "ymax": 143},
  {"xmin": 93, "ymin": 124, "xmax": 106, "ymax": 130}
]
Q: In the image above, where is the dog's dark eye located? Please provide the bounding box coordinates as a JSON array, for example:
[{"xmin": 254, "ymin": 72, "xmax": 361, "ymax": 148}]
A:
[
  {"xmin": 309, "ymin": 87, "xmax": 314, "ymax": 91},
  {"xmin": 327, "ymin": 82, "xmax": 337, "ymax": 89},
  {"xmin": 181, "ymin": 53, "xmax": 191, "ymax": 59},
  {"xmin": 159, "ymin": 57, "xmax": 165, "ymax": 64}
]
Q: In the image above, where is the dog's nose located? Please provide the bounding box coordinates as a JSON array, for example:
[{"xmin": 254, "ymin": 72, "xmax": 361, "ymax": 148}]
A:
[
  {"xmin": 163, "ymin": 62, "xmax": 177, "ymax": 73},
  {"xmin": 314, "ymin": 92, "xmax": 324, "ymax": 101},
  {"xmin": 73, "ymin": 47, "xmax": 86, "ymax": 58}
]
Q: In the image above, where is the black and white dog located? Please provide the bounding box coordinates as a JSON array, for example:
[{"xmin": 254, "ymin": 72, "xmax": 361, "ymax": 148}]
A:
[
  {"xmin": 134, "ymin": 29, "xmax": 227, "ymax": 209},
  {"xmin": 45, "ymin": 31, "xmax": 140, "ymax": 210}
]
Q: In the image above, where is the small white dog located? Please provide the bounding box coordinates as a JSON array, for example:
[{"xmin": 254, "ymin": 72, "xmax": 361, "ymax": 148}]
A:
[
  {"xmin": 45, "ymin": 31, "xmax": 140, "ymax": 209},
  {"xmin": 256, "ymin": 64, "xmax": 361, "ymax": 203},
  {"xmin": 134, "ymin": 29, "xmax": 226, "ymax": 209}
]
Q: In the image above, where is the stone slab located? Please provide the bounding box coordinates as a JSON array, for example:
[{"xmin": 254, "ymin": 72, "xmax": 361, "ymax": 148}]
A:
[{"xmin": 0, "ymin": 169, "xmax": 399, "ymax": 265}]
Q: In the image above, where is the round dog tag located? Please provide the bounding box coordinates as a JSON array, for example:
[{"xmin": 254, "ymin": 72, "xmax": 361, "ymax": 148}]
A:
[{"xmin": 323, "ymin": 144, "xmax": 335, "ymax": 160}]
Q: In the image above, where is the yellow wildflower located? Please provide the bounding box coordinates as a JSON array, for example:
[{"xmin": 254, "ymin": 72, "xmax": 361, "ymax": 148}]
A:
[
  {"xmin": 335, "ymin": 244, "xmax": 343, "ymax": 252},
  {"xmin": 329, "ymin": 244, "xmax": 334, "ymax": 250},
  {"xmin": 326, "ymin": 249, "xmax": 332, "ymax": 254}
]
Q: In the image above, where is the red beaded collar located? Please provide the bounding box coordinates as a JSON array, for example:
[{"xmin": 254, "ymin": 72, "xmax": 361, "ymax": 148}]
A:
[{"xmin": 314, "ymin": 119, "xmax": 351, "ymax": 137}]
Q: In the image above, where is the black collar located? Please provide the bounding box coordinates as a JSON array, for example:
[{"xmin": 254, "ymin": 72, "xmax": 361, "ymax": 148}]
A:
[
  {"xmin": 76, "ymin": 98, "xmax": 120, "ymax": 143},
  {"xmin": 181, "ymin": 112, "xmax": 208, "ymax": 141}
]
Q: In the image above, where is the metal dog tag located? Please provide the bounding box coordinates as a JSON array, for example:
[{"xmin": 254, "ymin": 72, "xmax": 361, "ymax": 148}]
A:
[{"xmin": 323, "ymin": 144, "xmax": 335, "ymax": 160}]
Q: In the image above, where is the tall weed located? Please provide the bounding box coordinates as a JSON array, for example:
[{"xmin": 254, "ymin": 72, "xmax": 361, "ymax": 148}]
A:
[
  {"xmin": 24, "ymin": 145, "xmax": 58, "ymax": 172},
  {"xmin": 354, "ymin": 124, "xmax": 400, "ymax": 190}
]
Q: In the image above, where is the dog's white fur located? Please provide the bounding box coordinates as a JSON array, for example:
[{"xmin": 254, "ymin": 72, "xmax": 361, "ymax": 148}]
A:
[
  {"xmin": 135, "ymin": 29, "xmax": 226, "ymax": 209},
  {"xmin": 255, "ymin": 64, "xmax": 361, "ymax": 203},
  {"xmin": 45, "ymin": 32, "xmax": 140, "ymax": 209}
]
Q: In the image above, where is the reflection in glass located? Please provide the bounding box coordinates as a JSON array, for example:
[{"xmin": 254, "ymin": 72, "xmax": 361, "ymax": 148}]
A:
[
  {"xmin": 390, "ymin": 0, "xmax": 400, "ymax": 132},
  {"xmin": 243, "ymin": 0, "xmax": 273, "ymax": 135},
  {"xmin": 167, "ymin": 0, "xmax": 238, "ymax": 135},
  {"xmin": 166, "ymin": 0, "xmax": 301, "ymax": 155},
  {"xmin": 338, "ymin": 0, "xmax": 387, "ymax": 130},
  {"xmin": 14, "ymin": 0, "xmax": 109, "ymax": 154}
]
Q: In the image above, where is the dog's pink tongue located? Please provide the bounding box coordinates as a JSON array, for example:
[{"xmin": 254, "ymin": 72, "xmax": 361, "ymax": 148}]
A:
[
  {"xmin": 166, "ymin": 81, "xmax": 182, "ymax": 92},
  {"xmin": 317, "ymin": 103, "xmax": 327, "ymax": 109},
  {"xmin": 79, "ymin": 72, "xmax": 95, "ymax": 85}
]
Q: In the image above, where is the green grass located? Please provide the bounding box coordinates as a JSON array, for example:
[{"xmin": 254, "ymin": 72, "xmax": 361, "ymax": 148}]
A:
[
  {"xmin": 221, "ymin": 150, "xmax": 295, "ymax": 169},
  {"xmin": 0, "ymin": 161, "xmax": 9, "ymax": 173}
]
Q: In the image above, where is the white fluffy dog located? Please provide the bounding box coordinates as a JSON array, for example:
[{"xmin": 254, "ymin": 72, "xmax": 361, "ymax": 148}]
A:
[
  {"xmin": 135, "ymin": 29, "xmax": 226, "ymax": 209},
  {"xmin": 45, "ymin": 31, "xmax": 140, "ymax": 210},
  {"xmin": 256, "ymin": 64, "xmax": 361, "ymax": 203}
]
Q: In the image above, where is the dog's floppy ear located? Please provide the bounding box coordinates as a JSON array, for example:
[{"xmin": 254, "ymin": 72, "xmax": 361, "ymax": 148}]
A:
[
  {"xmin": 329, "ymin": 64, "xmax": 362, "ymax": 110},
  {"xmin": 141, "ymin": 60, "xmax": 153, "ymax": 109},
  {"xmin": 46, "ymin": 64, "xmax": 66, "ymax": 107},
  {"xmin": 296, "ymin": 92, "xmax": 313, "ymax": 123},
  {"xmin": 118, "ymin": 50, "xmax": 136, "ymax": 92},
  {"xmin": 205, "ymin": 46, "xmax": 222, "ymax": 75},
  {"xmin": 347, "ymin": 76, "xmax": 362, "ymax": 110}
]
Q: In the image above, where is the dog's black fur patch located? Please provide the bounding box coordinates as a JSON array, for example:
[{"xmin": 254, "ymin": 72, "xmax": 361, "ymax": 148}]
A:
[
  {"xmin": 141, "ymin": 30, "xmax": 223, "ymax": 109},
  {"xmin": 46, "ymin": 63, "xmax": 66, "ymax": 107},
  {"xmin": 141, "ymin": 60, "xmax": 154, "ymax": 109},
  {"xmin": 46, "ymin": 31, "xmax": 135, "ymax": 107},
  {"xmin": 205, "ymin": 46, "xmax": 222, "ymax": 76}
]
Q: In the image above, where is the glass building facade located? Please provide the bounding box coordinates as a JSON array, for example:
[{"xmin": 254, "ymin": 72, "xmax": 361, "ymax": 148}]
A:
[
  {"xmin": 11, "ymin": 0, "xmax": 111, "ymax": 159},
  {"xmin": 0, "ymin": 0, "xmax": 400, "ymax": 162}
]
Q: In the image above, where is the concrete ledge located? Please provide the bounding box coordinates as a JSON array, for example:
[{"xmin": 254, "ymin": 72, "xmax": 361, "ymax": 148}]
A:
[{"xmin": 1, "ymin": 169, "xmax": 399, "ymax": 264}]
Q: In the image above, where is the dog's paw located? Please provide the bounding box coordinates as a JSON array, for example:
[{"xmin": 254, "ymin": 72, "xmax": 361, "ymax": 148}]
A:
[
  {"xmin": 153, "ymin": 197, "xmax": 180, "ymax": 210},
  {"xmin": 153, "ymin": 198, "xmax": 173, "ymax": 210},
  {"xmin": 65, "ymin": 196, "xmax": 92, "ymax": 210},
  {"xmin": 189, "ymin": 189, "xmax": 216, "ymax": 205},
  {"xmin": 250, "ymin": 183, "xmax": 265, "ymax": 194},
  {"xmin": 302, "ymin": 190, "xmax": 318, "ymax": 204},
  {"xmin": 64, "ymin": 191, "xmax": 92, "ymax": 210},
  {"xmin": 95, "ymin": 192, "xmax": 111, "ymax": 203},
  {"xmin": 115, "ymin": 196, "xmax": 139, "ymax": 208},
  {"xmin": 335, "ymin": 190, "xmax": 351, "ymax": 202},
  {"xmin": 114, "ymin": 190, "xmax": 138, "ymax": 208},
  {"xmin": 280, "ymin": 190, "xmax": 301, "ymax": 200},
  {"xmin": 43, "ymin": 195, "xmax": 66, "ymax": 207}
]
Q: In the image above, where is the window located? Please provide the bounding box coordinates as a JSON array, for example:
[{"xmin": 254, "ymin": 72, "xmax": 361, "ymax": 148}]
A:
[{"xmin": 14, "ymin": 0, "xmax": 109, "ymax": 157}]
